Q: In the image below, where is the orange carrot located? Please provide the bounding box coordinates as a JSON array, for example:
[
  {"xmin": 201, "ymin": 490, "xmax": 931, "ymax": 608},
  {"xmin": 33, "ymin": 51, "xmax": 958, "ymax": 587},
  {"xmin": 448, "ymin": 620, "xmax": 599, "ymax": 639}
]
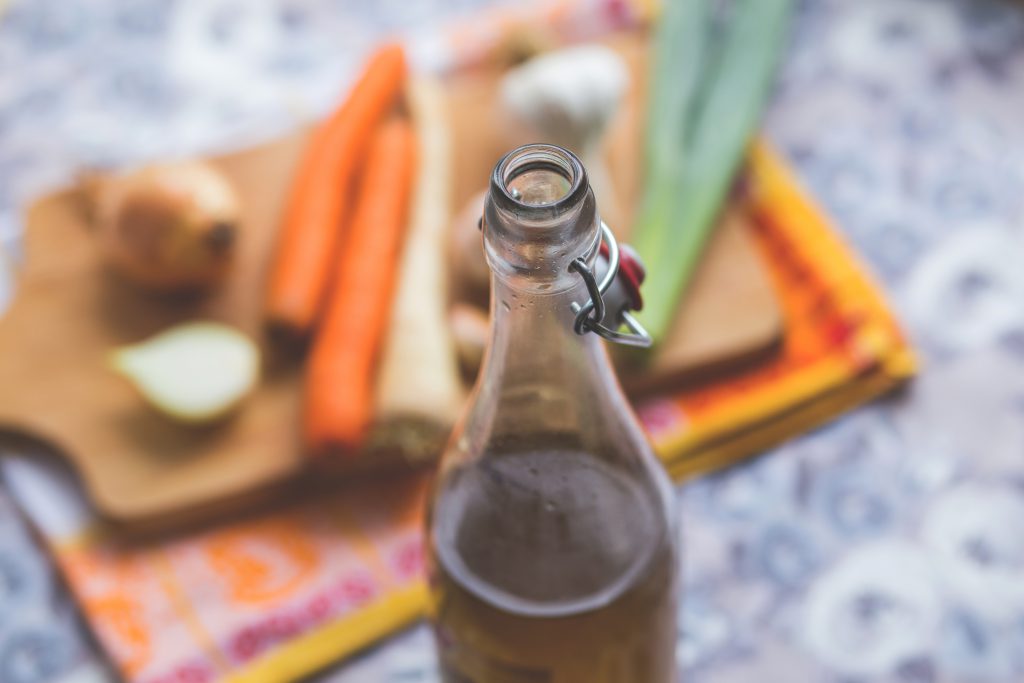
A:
[
  {"xmin": 304, "ymin": 116, "xmax": 417, "ymax": 457},
  {"xmin": 266, "ymin": 43, "xmax": 406, "ymax": 337}
]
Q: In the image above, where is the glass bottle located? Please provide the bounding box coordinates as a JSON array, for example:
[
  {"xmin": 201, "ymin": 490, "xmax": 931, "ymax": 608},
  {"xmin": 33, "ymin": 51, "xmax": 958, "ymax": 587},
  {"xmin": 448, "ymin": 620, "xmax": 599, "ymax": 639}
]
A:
[{"xmin": 426, "ymin": 144, "xmax": 679, "ymax": 683}]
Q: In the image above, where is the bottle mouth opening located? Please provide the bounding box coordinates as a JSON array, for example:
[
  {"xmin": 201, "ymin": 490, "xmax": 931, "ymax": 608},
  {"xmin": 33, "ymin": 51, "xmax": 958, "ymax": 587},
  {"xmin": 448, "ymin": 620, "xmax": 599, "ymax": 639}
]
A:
[{"xmin": 492, "ymin": 144, "xmax": 587, "ymax": 217}]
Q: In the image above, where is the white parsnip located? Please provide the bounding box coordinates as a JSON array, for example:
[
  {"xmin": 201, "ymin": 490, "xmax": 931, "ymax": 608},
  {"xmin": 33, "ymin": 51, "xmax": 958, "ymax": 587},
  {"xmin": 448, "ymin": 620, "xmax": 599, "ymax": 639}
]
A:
[{"xmin": 370, "ymin": 77, "xmax": 465, "ymax": 461}]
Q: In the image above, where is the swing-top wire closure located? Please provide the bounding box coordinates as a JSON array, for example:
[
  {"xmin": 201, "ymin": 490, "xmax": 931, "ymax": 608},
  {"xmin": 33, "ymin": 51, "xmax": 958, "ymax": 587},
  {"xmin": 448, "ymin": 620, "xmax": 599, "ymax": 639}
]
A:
[{"xmin": 569, "ymin": 222, "xmax": 653, "ymax": 348}]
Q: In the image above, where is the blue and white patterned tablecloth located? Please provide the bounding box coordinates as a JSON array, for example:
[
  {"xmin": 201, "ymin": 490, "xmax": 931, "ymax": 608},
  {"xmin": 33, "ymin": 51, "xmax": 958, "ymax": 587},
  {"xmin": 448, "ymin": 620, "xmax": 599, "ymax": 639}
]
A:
[{"xmin": 2, "ymin": 1, "xmax": 1024, "ymax": 681}]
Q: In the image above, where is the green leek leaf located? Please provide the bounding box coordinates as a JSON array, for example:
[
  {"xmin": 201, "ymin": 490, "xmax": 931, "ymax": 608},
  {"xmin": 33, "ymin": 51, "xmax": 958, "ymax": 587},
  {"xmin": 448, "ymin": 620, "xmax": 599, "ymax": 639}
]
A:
[{"xmin": 633, "ymin": 0, "xmax": 795, "ymax": 345}]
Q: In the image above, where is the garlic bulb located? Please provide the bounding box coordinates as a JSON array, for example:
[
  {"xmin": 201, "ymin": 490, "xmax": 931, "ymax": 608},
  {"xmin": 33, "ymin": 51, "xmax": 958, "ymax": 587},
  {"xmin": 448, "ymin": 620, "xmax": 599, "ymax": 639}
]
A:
[{"xmin": 500, "ymin": 44, "xmax": 629, "ymax": 222}]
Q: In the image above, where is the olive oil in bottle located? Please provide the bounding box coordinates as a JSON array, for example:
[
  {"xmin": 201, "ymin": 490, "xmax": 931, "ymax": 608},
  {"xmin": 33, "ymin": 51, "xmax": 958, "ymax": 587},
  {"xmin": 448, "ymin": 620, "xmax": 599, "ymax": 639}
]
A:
[{"xmin": 426, "ymin": 145, "xmax": 679, "ymax": 683}]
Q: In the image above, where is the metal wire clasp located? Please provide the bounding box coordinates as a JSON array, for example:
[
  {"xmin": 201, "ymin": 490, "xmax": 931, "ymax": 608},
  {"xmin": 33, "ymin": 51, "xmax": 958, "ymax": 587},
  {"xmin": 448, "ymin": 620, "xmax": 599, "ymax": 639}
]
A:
[{"xmin": 568, "ymin": 222, "xmax": 652, "ymax": 348}]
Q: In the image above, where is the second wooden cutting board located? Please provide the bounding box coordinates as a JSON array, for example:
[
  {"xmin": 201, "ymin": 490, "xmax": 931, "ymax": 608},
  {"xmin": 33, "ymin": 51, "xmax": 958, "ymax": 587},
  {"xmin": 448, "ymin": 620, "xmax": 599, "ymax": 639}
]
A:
[{"xmin": 446, "ymin": 33, "xmax": 783, "ymax": 390}]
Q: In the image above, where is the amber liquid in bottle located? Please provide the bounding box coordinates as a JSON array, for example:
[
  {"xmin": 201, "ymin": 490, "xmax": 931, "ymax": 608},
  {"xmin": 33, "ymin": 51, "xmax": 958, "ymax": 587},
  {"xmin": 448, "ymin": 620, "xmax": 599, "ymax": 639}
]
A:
[{"xmin": 427, "ymin": 145, "xmax": 679, "ymax": 683}]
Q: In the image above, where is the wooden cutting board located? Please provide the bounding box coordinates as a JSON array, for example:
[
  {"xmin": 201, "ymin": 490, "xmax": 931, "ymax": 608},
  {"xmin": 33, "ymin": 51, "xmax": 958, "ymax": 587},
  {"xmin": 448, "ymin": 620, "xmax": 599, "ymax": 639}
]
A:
[
  {"xmin": 0, "ymin": 139, "xmax": 309, "ymax": 529},
  {"xmin": 0, "ymin": 32, "xmax": 781, "ymax": 529}
]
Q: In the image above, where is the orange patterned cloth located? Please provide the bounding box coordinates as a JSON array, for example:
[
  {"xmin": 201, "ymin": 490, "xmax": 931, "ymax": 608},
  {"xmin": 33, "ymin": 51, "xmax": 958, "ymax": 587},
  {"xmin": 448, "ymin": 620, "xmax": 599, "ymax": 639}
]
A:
[
  {"xmin": 53, "ymin": 474, "xmax": 430, "ymax": 683},
  {"xmin": 639, "ymin": 141, "xmax": 916, "ymax": 479},
  {"xmin": 25, "ymin": 141, "xmax": 914, "ymax": 683}
]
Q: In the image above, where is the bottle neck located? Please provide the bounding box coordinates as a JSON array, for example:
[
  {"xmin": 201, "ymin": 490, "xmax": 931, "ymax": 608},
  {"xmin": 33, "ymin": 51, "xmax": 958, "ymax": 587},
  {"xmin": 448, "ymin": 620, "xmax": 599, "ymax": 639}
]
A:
[
  {"xmin": 484, "ymin": 274, "xmax": 601, "ymax": 383},
  {"xmin": 470, "ymin": 272, "xmax": 631, "ymax": 452},
  {"xmin": 464, "ymin": 143, "xmax": 637, "ymax": 457},
  {"xmin": 483, "ymin": 145, "xmax": 599, "ymax": 294}
]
